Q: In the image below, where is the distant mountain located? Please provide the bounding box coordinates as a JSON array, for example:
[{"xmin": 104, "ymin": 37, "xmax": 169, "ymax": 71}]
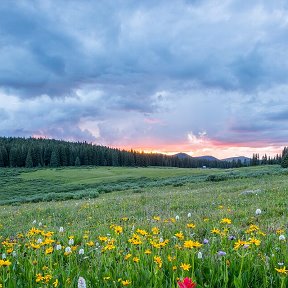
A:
[
  {"xmin": 173, "ymin": 153, "xmax": 220, "ymax": 162},
  {"xmin": 194, "ymin": 155, "xmax": 220, "ymax": 161},
  {"xmin": 222, "ymin": 156, "xmax": 251, "ymax": 163},
  {"xmin": 174, "ymin": 153, "xmax": 192, "ymax": 159},
  {"xmin": 173, "ymin": 153, "xmax": 251, "ymax": 164}
]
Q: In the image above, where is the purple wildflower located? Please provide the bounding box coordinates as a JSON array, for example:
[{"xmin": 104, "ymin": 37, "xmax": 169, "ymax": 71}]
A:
[{"xmin": 217, "ymin": 251, "xmax": 226, "ymax": 256}]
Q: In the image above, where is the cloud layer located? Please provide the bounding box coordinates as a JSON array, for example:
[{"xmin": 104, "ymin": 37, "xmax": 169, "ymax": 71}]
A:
[{"xmin": 1, "ymin": 0, "xmax": 288, "ymax": 157}]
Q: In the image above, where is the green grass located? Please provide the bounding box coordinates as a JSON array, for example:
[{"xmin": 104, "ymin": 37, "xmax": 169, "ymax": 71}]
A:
[
  {"xmin": 0, "ymin": 165, "xmax": 285, "ymax": 205},
  {"xmin": 0, "ymin": 165, "xmax": 287, "ymax": 287}
]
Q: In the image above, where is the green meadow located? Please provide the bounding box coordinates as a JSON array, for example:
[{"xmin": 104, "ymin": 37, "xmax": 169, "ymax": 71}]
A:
[{"xmin": 0, "ymin": 165, "xmax": 287, "ymax": 287}]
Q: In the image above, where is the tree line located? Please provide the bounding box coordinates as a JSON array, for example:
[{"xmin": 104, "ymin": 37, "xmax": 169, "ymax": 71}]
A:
[
  {"xmin": 0, "ymin": 137, "xmax": 241, "ymax": 169},
  {"xmin": 250, "ymin": 153, "xmax": 282, "ymax": 166},
  {"xmin": 0, "ymin": 137, "xmax": 286, "ymax": 169}
]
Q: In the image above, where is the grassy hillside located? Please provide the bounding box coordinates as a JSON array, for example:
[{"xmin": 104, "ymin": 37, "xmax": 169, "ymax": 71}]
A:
[
  {"xmin": 0, "ymin": 165, "xmax": 287, "ymax": 287},
  {"xmin": 0, "ymin": 165, "xmax": 284, "ymax": 205}
]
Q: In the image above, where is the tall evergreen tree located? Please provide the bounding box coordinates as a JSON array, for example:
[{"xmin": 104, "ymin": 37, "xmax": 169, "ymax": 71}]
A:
[
  {"xmin": 50, "ymin": 149, "xmax": 60, "ymax": 167},
  {"xmin": 25, "ymin": 149, "xmax": 34, "ymax": 168},
  {"xmin": 281, "ymin": 152, "xmax": 288, "ymax": 168},
  {"xmin": 75, "ymin": 156, "xmax": 81, "ymax": 166},
  {"xmin": 9, "ymin": 147, "xmax": 19, "ymax": 167},
  {"xmin": 0, "ymin": 149, "xmax": 4, "ymax": 167}
]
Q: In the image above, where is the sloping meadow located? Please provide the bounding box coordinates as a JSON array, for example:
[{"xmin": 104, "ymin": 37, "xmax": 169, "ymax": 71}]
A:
[{"xmin": 0, "ymin": 165, "xmax": 287, "ymax": 287}]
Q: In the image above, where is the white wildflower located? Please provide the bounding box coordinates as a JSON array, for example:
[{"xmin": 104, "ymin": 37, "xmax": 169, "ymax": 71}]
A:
[
  {"xmin": 78, "ymin": 276, "xmax": 87, "ymax": 288},
  {"xmin": 279, "ymin": 235, "xmax": 286, "ymax": 241},
  {"xmin": 32, "ymin": 220, "xmax": 37, "ymax": 224},
  {"xmin": 255, "ymin": 209, "xmax": 261, "ymax": 215},
  {"xmin": 197, "ymin": 251, "xmax": 203, "ymax": 259},
  {"xmin": 175, "ymin": 215, "xmax": 180, "ymax": 221},
  {"xmin": 38, "ymin": 222, "xmax": 42, "ymax": 226},
  {"xmin": 68, "ymin": 238, "xmax": 74, "ymax": 245},
  {"xmin": 187, "ymin": 212, "xmax": 192, "ymax": 218},
  {"xmin": 56, "ymin": 244, "xmax": 62, "ymax": 250},
  {"xmin": 79, "ymin": 248, "xmax": 85, "ymax": 255},
  {"xmin": 59, "ymin": 226, "xmax": 64, "ymax": 233},
  {"xmin": 37, "ymin": 238, "xmax": 42, "ymax": 244},
  {"xmin": 65, "ymin": 246, "xmax": 72, "ymax": 254},
  {"xmin": 2, "ymin": 253, "xmax": 6, "ymax": 259}
]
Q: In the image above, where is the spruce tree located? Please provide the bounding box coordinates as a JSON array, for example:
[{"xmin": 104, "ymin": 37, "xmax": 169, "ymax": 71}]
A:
[
  {"xmin": 75, "ymin": 156, "xmax": 81, "ymax": 166},
  {"xmin": 281, "ymin": 152, "xmax": 288, "ymax": 168},
  {"xmin": 9, "ymin": 147, "xmax": 18, "ymax": 167},
  {"xmin": 0, "ymin": 149, "xmax": 4, "ymax": 167},
  {"xmin": 50, "ymin": 149, "xmax": 60, "ymax": 167},
  {"xmin": 25, "ymin": 150, "xmax": 34, "ymax": 168}
]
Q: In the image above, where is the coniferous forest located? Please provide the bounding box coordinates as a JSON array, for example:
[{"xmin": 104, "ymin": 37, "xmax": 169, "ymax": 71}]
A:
[{"xmin": 0, "ymin": 137, "xmax": 285, "ymax": 169}]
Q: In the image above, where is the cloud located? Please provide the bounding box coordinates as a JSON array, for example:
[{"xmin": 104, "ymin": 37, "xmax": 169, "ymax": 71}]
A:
[{"xmin": 0, "ymin": 0, "xmax": 288, "ymax": 156}]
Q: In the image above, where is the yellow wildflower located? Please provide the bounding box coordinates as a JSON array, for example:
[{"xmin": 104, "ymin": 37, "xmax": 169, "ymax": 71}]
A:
[
  {"xmin": 122, "ymin": 279, "xmax": 131, "ymax": 286},
  {"xmin": 45, "ymin": 247, "xmax": 53, "ymax": 254},
  {"xmin": 136, "ymin": 229, "xmax": 149, "ymax": 236},
  {"xmin": 53, "ymin": 279, "xmax": 59, "ymax": 287},
  {"xmin": 43, "ymin": 238, "xmax": 55, "ymax": 245},
  {"xmin": 180, "ymin": 263, "xmax": 191, "ymax": 271},
  {"xmin": 133, "ymin": 257, "xmax": 140, "ymax": 263},
  {"xmin": 114, "ymin": 225, "xmax": 123, "ymax": 234},
  {"xmin": 175, "ymin": 231, "xmax": 184, "ymax": 240},
  {"xmin": 249, "ymin": 237, "xmax": 261, "ymax": 246},
  {"xmin": 86, "ymin": 241, "xmax": 94, "ymax": 247},
  {"xmin": 154, "ymin": 256, "xmax": 163, "ymax": 268},
  {"xmin": 234, "ymin": 240, "xmax": 250, "ymax": 250},
  {"xmin": 30, "ymin": 243, "xmax": 41, "ymax": 249},
  {"xmin": 183, "ymin": 240, "xmax": 202, "ymax": 249},
  {"xmin": 99, "ymin": 236, "xmax": 108, "ymax": 242},
  {"xmin": 276, "ymin": 229, "xmax": 285, "ymax": 235},
  {"xmin": 275, "ymin": 266, "xmax": 288, "ymax": 275},
  {"xmin": 245, "ymin": 224, "xmax": 259, "ymax": 234},
  {"xmin": 124, "ymin": 253, "xmax": 132, "ymax": 260},
  {"xmin": 0, "ymin": 259, "xmax": 11, "ymax": 267},
  {"xmin": 211, "ymin": 228, "xmax": 221, "ymax": 235},
  {"xmin": 152, "ymin": 227, "xmax": 160, "ymax": 235},
  {"xmin": 36, "ymin": 273, "xmax": 44, "ymax": 283},
  {"xmin": 220, "ymin": 218, "xmax": 232, "ymax": 224}
]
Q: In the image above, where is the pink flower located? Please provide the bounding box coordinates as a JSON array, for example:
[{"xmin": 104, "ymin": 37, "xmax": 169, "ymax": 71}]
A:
[{"xmin": 178, "ymin": 277, "xmax": 197, "ymax": 288}]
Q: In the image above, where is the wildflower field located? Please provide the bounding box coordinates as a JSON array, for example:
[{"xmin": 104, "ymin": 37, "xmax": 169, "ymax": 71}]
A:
[{"xmin": 0, "ymin": 165, "xmax": 287, "ymax": 287}]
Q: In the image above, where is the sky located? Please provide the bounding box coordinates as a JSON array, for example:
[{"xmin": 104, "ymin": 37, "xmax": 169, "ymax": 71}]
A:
[{"xmin": 0, "ymin": 0, "xmax": 288, "ymax": 159}]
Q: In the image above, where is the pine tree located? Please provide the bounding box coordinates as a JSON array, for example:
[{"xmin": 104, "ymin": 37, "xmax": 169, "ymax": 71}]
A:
[
  {"xmin": 25, "ymin": 149, "xmax": 34, "ymax": 168},
  {"xmin": 9, "ymin": 147, "xmax": 19, "ymax": 167},
  {"xmin": 75, "ymin": 156, "xmax": 81, "ymax": 166},
  {"xmin": 281, "ymin": 152, "xmax": 288, "ymax": 168},
  {"xmin": 50, "ymin": 149, "xmax": 60, "ymax": 167},
  {"xmin": 0, "ymin": 149, "xmax": 4, "ymax": 167}
]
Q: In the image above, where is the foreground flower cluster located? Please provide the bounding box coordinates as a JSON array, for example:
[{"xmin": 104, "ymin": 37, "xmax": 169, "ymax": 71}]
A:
[{"xmin": 0, "ymin": 207, "xmax": 287, "ymax": 287}]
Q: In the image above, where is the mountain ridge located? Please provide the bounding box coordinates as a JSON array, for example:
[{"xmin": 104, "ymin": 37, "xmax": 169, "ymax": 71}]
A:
[{"xmin": 173, "ymin": 153, "xmax": 251, "ymax": 163}]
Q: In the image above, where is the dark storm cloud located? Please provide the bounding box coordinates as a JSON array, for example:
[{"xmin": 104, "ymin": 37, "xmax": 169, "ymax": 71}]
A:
[{"xmin": 0, "ymin": 0, "xmax": 288, "ymax": 152}]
